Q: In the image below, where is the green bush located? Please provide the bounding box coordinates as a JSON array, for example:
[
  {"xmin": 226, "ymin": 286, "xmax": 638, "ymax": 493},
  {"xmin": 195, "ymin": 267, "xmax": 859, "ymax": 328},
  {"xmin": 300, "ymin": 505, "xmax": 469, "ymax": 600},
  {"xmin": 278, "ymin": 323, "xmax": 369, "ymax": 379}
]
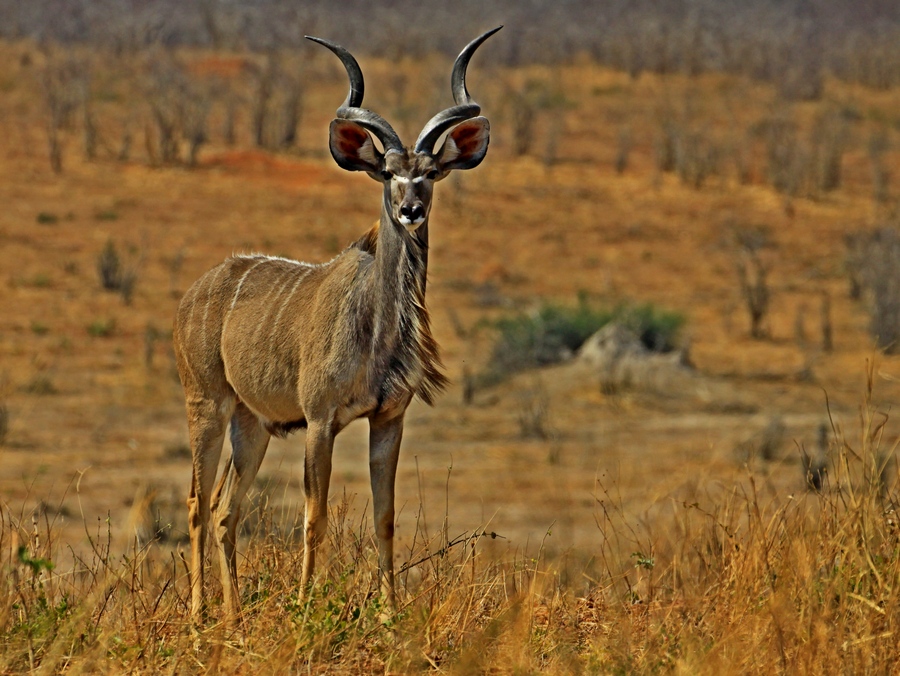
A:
[{"xmin": 483, "ymin": 298, "xmax": 684, "ymax": 384}]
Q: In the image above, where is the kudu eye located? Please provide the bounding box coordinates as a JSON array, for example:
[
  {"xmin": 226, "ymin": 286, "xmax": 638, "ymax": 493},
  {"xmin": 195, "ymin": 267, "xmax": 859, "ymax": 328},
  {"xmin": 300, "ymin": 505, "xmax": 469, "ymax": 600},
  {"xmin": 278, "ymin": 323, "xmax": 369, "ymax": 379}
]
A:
[
  {"xmin": 381, "ymin": 170, "xmax": 393, "ymax": 181},
  {"xmin": 426, "ymin": 169, "xmax": 439, "ymax": 180}
]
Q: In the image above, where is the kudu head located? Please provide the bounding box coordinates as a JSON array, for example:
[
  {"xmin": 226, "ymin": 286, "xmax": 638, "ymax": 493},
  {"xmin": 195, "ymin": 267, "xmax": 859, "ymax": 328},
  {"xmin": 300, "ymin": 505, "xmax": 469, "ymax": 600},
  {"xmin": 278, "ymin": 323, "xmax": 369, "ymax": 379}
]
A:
[{"xmin": 307, "ymin": 28, "xmax": 500, "ymax": 231}]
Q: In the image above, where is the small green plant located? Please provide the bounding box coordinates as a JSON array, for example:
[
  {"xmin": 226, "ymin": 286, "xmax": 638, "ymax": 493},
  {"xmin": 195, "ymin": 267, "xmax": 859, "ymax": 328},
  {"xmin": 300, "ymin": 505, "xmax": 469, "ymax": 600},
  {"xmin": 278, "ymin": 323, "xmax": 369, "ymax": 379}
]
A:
[
  {"xmin": 483, "ymin": 297, "xmax": 684, "ymax": 383},
  {"xmin": 30, "ymin": 322, "xmax": 49, "ymax": 335},
  {"xmin": 36, "ymin": 212, "xmax": 59, "ymax": 225},
  {"xmin": 29, "ymin": 273, "xmax": 52, "ymax": 288},
  {"xmin": 94, "ymin": 209, "xmax": 118, "ymax": 221},
  {"xmin": 23, "ymin": 375, "xmax": 57, "ymax": 395},
  {"xmin": 87, "ymin": 318, "xmax": 116, "ymax": 337},
  {"xmin": 632, "ymin": 552, "xmax": 655, "ymax": 570},
  {"xmin": 17, "ymin": 546, "xmax": 55, "ymax": 575}
]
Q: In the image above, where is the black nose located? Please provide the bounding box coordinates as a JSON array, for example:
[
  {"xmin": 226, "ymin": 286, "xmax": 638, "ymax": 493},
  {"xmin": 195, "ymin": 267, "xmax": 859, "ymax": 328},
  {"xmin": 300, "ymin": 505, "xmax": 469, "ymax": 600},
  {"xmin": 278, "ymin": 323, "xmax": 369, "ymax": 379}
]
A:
[{"xmin": 400, "ymin": 204, "xmax": 424, "ymax": 221}]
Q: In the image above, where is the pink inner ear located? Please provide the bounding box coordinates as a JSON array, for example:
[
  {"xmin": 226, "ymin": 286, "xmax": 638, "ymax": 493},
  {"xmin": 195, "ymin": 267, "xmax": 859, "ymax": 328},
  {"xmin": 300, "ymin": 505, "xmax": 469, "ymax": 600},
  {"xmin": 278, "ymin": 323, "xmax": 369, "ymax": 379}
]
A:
[
  {"xmin": 336, "ymin": 123, "xmax": 369, "ymax": 155},
  {"xmin": 451, "ymin": 122, "xmax": 486, "ymax": 155},
  {"xmin": 453, "ymin": 126, "xmax": 478, "ymax": 148}
]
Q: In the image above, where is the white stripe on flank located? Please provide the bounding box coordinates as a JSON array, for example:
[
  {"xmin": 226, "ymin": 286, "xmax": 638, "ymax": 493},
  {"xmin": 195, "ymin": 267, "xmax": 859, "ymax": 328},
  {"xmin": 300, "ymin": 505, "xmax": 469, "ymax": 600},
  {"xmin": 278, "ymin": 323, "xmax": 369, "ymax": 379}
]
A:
[
  {"xmin": 222, "ymin": 258, "xmax": 268, "ymax": 337},
  {"xmin": 270, "ymin": 268, "xmax": 310, "ymax": 336},
  {"xmin": 251, "ymin": 268, "xmax": 295, "ymax": 344},
  {"xmin": 200, "ymin": 263, "xmax": 227, "ymax": 346},
  {"xmin": 236, "ymin": 253, "xmax": 315, "ymax": 267}
]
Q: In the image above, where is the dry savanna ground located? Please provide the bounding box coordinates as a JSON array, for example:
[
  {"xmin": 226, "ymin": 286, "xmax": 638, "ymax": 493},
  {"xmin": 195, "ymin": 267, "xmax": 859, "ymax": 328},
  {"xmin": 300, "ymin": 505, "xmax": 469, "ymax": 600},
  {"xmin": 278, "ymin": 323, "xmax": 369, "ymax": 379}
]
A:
[{"xmin": 0, "ymin": 39, "xmax": 899, "ymax": 672}]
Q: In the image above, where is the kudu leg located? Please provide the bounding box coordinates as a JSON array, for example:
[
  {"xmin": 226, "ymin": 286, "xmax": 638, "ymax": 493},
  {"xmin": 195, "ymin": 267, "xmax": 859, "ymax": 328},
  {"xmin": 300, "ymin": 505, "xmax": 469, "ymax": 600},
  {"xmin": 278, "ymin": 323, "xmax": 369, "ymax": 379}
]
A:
[
  {"xmin": 300, "ymin": 422, "xmax": 335, "ymax": 596},
  {"xmin": 185, "ymin": 397, "xmax": 232, "ymax": 620},
  {"xmin": 211, "ymin": 404, "xmax": 270, "ymax": 624},
  {"xmin": 369, "ymin": 414, "xmax": 404, "ymax": 608}
]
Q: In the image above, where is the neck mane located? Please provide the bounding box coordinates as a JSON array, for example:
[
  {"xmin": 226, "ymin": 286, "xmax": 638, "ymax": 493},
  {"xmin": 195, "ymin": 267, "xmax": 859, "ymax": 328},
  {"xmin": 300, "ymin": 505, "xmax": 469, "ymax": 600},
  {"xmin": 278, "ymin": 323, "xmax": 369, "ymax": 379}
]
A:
[{"xmin": 351, "ymin": 204, "xmax": 447, "ymax": 406}]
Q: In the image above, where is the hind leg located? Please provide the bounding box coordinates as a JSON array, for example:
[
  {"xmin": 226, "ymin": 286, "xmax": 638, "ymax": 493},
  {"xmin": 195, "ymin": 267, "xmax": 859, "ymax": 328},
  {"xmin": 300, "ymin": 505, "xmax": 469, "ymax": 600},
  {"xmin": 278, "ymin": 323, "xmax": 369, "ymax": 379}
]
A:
[
  {"xmin": 211, "ymin": 403, "xmax": 270, "ymax": 624},
  {"xmin": 186, "ymin": 396, "xmax": 233, "ymax": 620}
]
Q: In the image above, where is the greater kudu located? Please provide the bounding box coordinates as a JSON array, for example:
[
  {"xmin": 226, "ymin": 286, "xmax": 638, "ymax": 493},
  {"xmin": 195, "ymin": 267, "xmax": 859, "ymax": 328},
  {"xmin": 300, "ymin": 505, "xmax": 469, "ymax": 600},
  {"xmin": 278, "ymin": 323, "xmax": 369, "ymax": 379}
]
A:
[{"xmin": 173, "ymin": 27, "xmax": 500, "ymax": 622}]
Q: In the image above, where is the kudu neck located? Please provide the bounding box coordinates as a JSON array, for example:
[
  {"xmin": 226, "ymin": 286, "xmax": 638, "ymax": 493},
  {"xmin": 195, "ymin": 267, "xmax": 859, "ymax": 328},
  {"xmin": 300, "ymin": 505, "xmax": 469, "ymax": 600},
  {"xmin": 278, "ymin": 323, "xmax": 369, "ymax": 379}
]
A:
[
  {"xmin": 363, "ymin": 194, "xmax": 444, "ymax": 405},
  {"xmin": 375, "ymin": 193, "xmax": 430, "ymax": 288}
]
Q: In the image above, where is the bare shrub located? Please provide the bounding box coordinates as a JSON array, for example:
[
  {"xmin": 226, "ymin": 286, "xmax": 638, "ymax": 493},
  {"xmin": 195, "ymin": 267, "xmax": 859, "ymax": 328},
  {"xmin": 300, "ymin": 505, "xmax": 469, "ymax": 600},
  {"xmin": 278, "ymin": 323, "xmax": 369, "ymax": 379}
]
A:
[
  {"xmin": 503, "ymin": 78, "xmax": 567, "ymax": 159},
  {"xmin": 97, "ymin": 239, "xmax": 122, "ymax": 291},
  {"xmin": 733, "ymin": 129, "xmax": 755, "ymax": 185},
  {"xmin": 838, "ymin": 27, "xmax": 900, "ymax": 90},
  {"xmin": 166, "ymin": 248, "xmax": 186, "ymax": 297},
  {"xmin": 763, "ymin": 111, "xmax": 803, "ymax": 196},
  {"xmin": 735, "ymin": 415, "xmax": 785, "ymax": 464},
  {"xmin": 845, "ymin": 225, "xmax": 900, "ymax": 352},
  {"xmin": 0, "ymin": 371, "xmax": 9, "ymax": 441},
  {"xmin": 516, "ymin": 382, "xmax": 551, "ymax": 440},
  {"xmin": 845, "ymin": 231, "xmax": 867, "ymax": 300},
  {"xmin": 78, "ymin": 69, "xmax": 97, "ymax": 161},
  {"xmin": 732, "ymin": 225, "xmax": 773, "ymax": 339},
  {"xmin": 250, "ymin": 54, "xmax": 276, "ymax": 148},
  {"xmin": 0, "ymin": 402, "xmax": 8, "ymax": 446},
  {"xmin": 776, "ymin": 39, "xmax": 823, "ymax": 102},
  {"xmin": 222, "ymin": 88, "xmax": 239, "ymax": 145},
  {"xmin": 676, "ymin": 128, "xmax": 720, "ymax": 189},
  {"xmin": 277, "ymin": 71, "xmax": 304, "ymax": 149},
  {"xmin": 144, "ymin": 323, "xmax": 163, "ymax": 368},
  {"xmin": 248, "ymin": 53, "xmax": 305, "ymax": 150},
  {"xmin": 507, "ymin": 85, "xmax": 536, "ymax": 157},
  {"xmin": 654, "ymin": 116, "xmax": 678, "ymax": 174},
  {"xmin": 868, "ymin": 129, "xmax": 892, "ymax": 206},
  {"xmin": 802, "ymin": 423, "xmax": 830, "ymax": 492},
  {"xmin": 794, "ymin": 302, "xmax": 807, "ymax": 345},
  {"xmin": 97, "ymin": 239, "xmax": 139, "ymax": 305},
  {"xmin": 810, "ymin": 110, "xmax": 848, "ymax": 194},
  {"xmin": 145, "ymin": 53, "xmax": 187, "ymax": 164},
  {"xmin": 181, "ymin": 82, "xmax": 211, "ymax": 166},
  {"xmin": 40, "ymin": 51, "xmax": 86, "ymax": 174},
  {"xmin": 615, "ymin": 127, "xmax": 631, "ymax": 174},
  {"xmin": 820, "ymin": 293, "xmax": 833, "ymax": 352}
]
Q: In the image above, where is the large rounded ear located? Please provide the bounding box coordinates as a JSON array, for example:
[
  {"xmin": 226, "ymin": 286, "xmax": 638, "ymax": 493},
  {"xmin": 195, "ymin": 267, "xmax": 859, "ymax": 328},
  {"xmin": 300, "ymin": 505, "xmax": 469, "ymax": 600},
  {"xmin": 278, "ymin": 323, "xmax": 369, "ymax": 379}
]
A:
[
  {"xmin": 435, "ymin": 117, "xmax": 490, "ymax": 173},
  {"xmin": 329, "ymin": 119, "xmax": 384, "ymax": 173}
]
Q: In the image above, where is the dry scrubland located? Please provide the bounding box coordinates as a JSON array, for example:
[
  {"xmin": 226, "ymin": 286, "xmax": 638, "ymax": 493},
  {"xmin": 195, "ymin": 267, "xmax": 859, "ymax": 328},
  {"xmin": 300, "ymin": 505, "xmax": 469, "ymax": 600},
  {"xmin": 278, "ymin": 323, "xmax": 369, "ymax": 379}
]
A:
[{"xmin": 0, "ymin": 35, "xmax": 899, "ymax": 673}]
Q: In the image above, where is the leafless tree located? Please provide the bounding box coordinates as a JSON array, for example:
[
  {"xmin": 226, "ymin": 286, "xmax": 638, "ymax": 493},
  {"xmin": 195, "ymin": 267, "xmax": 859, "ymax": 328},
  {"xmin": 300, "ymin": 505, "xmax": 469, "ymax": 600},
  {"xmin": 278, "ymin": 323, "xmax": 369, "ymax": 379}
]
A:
[{"xmin": 733, "ymin": 225, "xmax": 773, "ymax": 340}]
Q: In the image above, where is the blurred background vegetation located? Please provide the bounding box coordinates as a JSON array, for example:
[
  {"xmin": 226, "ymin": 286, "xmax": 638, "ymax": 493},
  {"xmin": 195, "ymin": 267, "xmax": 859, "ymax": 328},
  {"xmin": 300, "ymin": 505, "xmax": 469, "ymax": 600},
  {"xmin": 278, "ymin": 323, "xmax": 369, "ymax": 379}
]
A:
[{"xmin": 2, "ymin": 0, "xmax": 899, "ymax": 95}]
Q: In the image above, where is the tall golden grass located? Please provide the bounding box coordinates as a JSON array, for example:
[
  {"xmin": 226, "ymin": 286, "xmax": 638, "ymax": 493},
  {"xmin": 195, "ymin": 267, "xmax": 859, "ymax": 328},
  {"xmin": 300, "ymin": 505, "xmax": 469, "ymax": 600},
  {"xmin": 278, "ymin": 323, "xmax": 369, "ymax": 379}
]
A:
[{"xmin": 1, "ymin": 368, "xmax": 896, "ymax": 674}]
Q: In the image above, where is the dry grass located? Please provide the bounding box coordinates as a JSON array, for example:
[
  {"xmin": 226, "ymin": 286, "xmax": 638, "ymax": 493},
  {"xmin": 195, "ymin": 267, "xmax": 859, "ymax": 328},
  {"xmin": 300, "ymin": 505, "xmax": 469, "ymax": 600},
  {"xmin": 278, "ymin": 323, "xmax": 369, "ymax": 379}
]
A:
[{"xmin": 1, "ymin": 372, "xmax": 897, "ymax": 673}]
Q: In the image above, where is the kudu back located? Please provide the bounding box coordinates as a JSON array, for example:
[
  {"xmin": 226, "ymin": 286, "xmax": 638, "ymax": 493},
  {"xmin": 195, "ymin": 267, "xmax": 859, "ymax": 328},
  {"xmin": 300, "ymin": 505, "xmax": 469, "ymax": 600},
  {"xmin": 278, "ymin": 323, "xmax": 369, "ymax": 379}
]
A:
[{"xmin": 173, "ymin": 27, "xmax": 500, "ymax": 622}]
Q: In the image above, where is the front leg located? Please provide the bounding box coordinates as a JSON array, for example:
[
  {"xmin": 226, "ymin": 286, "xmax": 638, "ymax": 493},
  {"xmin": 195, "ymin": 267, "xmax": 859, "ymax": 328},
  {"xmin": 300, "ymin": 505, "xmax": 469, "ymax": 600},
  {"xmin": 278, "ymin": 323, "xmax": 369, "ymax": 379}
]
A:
[
  {"xmin": 369, "ymin": 413, "xmax": 404, "ymax": 608},
  {"xmin": 300, "ymin": 421, "xmax": 336, "ymax": 596}
]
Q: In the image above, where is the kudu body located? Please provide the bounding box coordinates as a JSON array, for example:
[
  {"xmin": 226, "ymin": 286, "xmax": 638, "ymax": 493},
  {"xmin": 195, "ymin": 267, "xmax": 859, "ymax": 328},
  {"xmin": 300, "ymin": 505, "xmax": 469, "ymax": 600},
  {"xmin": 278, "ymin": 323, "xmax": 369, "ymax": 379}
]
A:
[{"xmin": 173, "ymin": 28, "xmax": 499, "ymax": 621}]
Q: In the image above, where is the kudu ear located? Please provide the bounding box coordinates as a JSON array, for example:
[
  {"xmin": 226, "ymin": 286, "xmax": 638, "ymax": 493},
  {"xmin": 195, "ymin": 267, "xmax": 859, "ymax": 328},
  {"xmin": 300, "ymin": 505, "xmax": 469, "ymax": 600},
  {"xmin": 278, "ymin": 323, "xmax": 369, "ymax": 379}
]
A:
[
  {"xmin": 435, "ymin": 117, "xmax": 490, "ymax": 174},
  {"xmin": 329, "ymin": 119, "xmax": 385, "ymax": 175}
]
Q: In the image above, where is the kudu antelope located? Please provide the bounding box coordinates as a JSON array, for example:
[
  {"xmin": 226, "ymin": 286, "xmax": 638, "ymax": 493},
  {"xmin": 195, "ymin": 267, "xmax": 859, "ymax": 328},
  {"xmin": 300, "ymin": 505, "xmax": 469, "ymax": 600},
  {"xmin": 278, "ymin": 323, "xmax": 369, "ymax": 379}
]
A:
[{"xmin": 174, "ymin": 27, "xmax": 500, "ymax": 621}]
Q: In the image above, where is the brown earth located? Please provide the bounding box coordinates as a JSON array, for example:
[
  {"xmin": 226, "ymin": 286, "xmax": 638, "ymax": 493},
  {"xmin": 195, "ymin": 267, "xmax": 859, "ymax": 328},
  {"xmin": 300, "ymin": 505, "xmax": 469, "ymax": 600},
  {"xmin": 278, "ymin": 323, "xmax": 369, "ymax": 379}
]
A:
[{"xmin": 1, "ymin": 41, "xmax": 899, "ymax": 573}]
